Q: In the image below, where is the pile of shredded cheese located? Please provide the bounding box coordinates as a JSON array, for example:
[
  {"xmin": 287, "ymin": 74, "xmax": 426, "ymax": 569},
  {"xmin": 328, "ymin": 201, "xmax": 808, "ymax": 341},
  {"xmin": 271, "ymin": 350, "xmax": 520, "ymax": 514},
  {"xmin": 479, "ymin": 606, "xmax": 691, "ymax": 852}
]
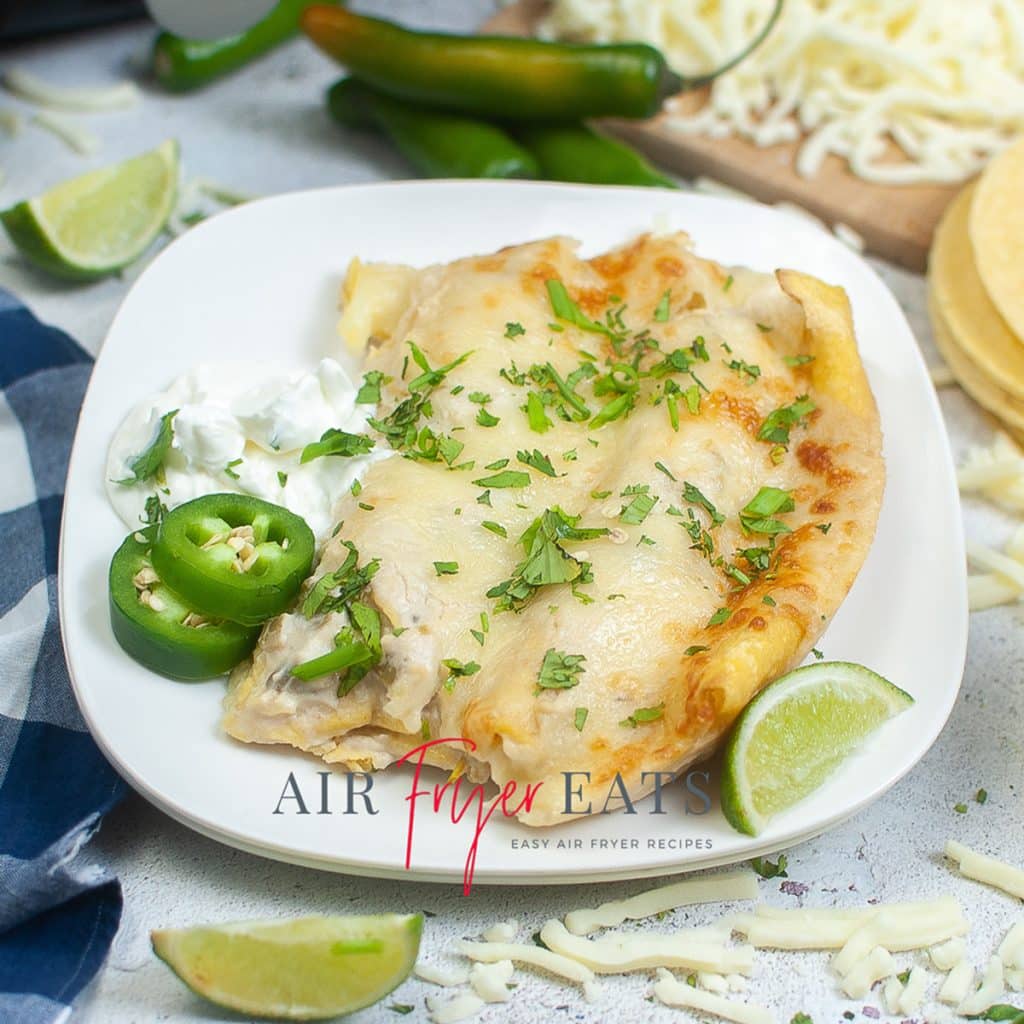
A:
[
  {"xmin": 411, "ymin": 844, "xmax": 1024, "ymax": 1024},
  {"xmin": 540, "ymin": 0, "xmax": 1024, "ymax": 184}
]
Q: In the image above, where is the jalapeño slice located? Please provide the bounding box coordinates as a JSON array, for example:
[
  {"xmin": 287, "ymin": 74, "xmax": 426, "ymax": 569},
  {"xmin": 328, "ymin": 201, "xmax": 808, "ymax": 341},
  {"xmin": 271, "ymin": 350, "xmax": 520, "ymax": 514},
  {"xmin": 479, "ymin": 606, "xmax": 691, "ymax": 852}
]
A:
[
  {"xmin": 109, "ymin": 528, "xmax": 259, "ymax": 681},
  {"xmin": 150, "ymin": 494, "xmax": 315, "ymax": 626}
]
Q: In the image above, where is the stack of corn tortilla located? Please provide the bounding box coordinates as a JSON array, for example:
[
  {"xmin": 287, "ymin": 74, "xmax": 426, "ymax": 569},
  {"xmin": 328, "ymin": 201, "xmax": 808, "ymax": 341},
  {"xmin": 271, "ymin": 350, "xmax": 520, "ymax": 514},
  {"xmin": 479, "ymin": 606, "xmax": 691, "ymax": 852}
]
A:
[{"xmin": 929, "ymin": 138, "xmax": 1024, "ymax": 441}]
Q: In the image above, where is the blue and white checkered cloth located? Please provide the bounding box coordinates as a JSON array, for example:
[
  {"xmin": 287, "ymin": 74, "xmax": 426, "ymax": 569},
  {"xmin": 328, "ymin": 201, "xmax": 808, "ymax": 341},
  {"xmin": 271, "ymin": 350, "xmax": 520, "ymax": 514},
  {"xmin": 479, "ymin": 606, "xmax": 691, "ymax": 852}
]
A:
[{"xmin": 0, "ymin": 289, "xmax": 124, "ymax": 1023}]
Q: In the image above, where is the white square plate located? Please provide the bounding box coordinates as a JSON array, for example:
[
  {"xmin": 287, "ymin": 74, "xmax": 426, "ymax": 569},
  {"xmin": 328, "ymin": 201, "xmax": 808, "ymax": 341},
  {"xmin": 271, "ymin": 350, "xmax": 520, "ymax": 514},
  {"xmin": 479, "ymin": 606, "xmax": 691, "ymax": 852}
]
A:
[{"xmin": 60, "ymin": 182, "xmax": 967, "ymax": 884}]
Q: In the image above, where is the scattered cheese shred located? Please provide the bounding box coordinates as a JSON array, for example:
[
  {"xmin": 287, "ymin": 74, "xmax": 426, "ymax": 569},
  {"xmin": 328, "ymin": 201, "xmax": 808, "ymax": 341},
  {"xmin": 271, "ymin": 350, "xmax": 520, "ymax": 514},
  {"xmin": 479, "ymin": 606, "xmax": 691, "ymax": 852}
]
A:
[
  {"xmin": 938, "ymin": 961, "xmax": 975, "ymax": 1005},
  {"xmin": 840, "ymin": 946, "xmax": 896, "ymax": 998},
  {"xmin": 457, "ymin": 940, "xmax": 594, "ymax": 984},
  {"xmin": 930, "ymin": 937, "xmax": 966, "ymax": 971},
  {"xmin": 959, "ymin": 435, "xmax": 1024, "ymax": 513},
  {"xmin": 542, "ymin": 0, "xmax": 1024, "ymax": 185},
  {"xmin": 426, "ymin": 991, "xmax": 484, "ymax": 1024},
  {"xmin": 831, "ymin": 900, "xmax": 967, "ymax": 975},
  {"xmin": 415, "ymin": 962, "xmax": 471, "ymax": 987},
  {"xmin": 883, "ymin": 975, "xmax": 904, "ymax": 1014},
  {"xmin": 947, "ymin": 840, "xmax": 1024, "ymax": 900},
  {"xmin": 958, "ymin": 954, "xmax": 1005, "ymax": 1015},
  {"xmin": 999, "ymin": 922, "xmax": 1024, "ymax": 967},
  {"xmin": 31, "ymin": 111, "xmax": 100, "ymax": 156},
  {"xmin": 928, "ymin": 364, "xmax": 956, "ymax": 389},
  {"xmin": 540, "ymin": 919, "xmax": 755, "ymax": 976},
  {"xmin": 469, "ymin": 960, "xmax": 514, "ymax": 1003},
  {"xmin": 564, "ymin": 871, "xmax": 758, "ymax": 935},
  {"xmin": 4, "ymin": 66, "xmax": 140, "ymax": 111},
  {"xmin": 653, "ymin": 968, "xmax": 775, "ymax": 1024},
  {"xmin": 482, "ymin": 920, "xmax": 519, "ymax": 944},
  {"xmin": 898, "ymin": 965, "xmax": 930, "ymax": 1015}
]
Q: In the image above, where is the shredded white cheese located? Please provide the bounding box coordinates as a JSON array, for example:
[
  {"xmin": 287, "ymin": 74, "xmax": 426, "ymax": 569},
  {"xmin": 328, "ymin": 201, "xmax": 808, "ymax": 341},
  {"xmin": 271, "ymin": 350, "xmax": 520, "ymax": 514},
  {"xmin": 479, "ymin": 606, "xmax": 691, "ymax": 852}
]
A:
[
  {"xmin": 653, "ymin": 968, "xmax": 775, "ymax": 1024},
  {"xmin": 959, "ymin": 435, "xmax": 1024, "ymax": 513},
  {"xmin": 883, "ymin": 975, "xmax": 904, "ymax": 1014},
  {"xmin": 457, "ymin": 940, "xmax": 594, "ymax": 985},
  {"xmin": 415, "ymin": 962, "xmax": 471, "ymax": 987},
  {"xmin": 564, "ymin": 871, "xmax": 758, "ymax": 935},
  {"xmin": 958, "ymin": 954, "xmax": 1006, "ymax": 1014},
  {"xmin": 482, "ymin": 920, "xmax": 519, "ymax": 944},
  {"xmin": 831, "ymin": 900, "xmax": 967, "ymax": 975},
  {"xmin": 929, "ymin": 364, "xmax": 957, "ymax": 389},
  {"xmin": 930, "ymin": 937, "xmax": 966, "ymax": 971},
  {"xmin": 840, "ymin": 946, "xmax": 896, "ymax": 998},
  {"xmin": 426, "ymin": 992, "xmax": 484, "ymax": 1024},
  {"xmin": 999, "ymin": 922, "xmax": 1024, "ymax": 967},
  {"xmin": 31, "ymin": 111, "xmax": 100, "ymax": 156},
  {"xmin": 5, "ymin": 66, "xmax": 139, "ymax": 111},
  {"xmin": 947, "ymin": 840, "xmax": 1024, "ymax": 900},
  {"xmin": 938, "ymin": 961, "xmax": 975, "ymax": 1005},
  {"xmin": 542, "ymin": 0, "xmax": 1024, "ymax": 184},
  {"xmin": 898, "ymin": 966, "xmax": 930, "ymax": 1014},
  {"xmin": 469, "ymin": 960, "xmax": 514, "ymax": 1003}
]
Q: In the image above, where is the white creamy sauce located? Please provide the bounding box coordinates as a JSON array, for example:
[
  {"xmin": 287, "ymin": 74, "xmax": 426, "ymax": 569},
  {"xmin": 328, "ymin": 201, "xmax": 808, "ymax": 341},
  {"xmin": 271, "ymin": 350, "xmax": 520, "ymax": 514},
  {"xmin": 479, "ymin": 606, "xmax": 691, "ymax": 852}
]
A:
[{"xmin": 105, "ymin": 358, "xmax": 383, "ymax": 539}]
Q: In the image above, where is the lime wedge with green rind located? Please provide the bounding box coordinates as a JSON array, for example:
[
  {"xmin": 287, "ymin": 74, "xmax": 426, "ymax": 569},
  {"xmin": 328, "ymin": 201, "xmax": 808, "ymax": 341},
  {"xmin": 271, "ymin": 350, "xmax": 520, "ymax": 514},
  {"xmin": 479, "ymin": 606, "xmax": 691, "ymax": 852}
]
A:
[
  {"xmin": 1, "ymin": 139, "xmax": 178, "ymax": 281},
  {"xmin": 720, "ymin": 661, "xmax": 913, "ymax": 836},
  {"xmin": 151, "ymin": 913, "xmax": 422, "ymax": 1021}
]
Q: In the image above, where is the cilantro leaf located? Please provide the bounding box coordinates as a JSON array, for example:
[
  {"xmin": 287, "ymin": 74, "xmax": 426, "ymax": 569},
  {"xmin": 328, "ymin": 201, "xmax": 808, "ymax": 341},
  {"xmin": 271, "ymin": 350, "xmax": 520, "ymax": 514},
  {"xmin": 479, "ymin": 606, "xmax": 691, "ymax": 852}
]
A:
[
  {"xmin": 300, "ymin": 429, "xmax": 374, "ymax": 464},
  {"xmin": 536, "ymin": 648, "xmax": 586, "ymax": 691}
]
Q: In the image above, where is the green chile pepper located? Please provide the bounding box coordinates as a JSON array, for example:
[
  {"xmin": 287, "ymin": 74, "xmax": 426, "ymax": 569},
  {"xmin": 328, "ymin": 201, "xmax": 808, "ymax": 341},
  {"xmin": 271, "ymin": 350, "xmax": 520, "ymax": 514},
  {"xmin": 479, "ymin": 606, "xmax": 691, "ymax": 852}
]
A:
[
  {"xmin": 301, "ymin": 3, "xmax": 784, "ymax": 122},
  {"xmin": 109, "ymin": 528, "xmax": 259, "ymax": 680},
  {"xmin": 513, "ymin": 122, "xmax": 678, "ymax": 188},
  {"xmin": 327, "ymin": 78, "xmax": 539, "ymax": 179},
  {"xmin": 152, "ymin": 0, "xmax": 341, "ymax": 93},
  {"xmin": 150, "ymin": 494, "xmax": 314, "ymax": 626}
]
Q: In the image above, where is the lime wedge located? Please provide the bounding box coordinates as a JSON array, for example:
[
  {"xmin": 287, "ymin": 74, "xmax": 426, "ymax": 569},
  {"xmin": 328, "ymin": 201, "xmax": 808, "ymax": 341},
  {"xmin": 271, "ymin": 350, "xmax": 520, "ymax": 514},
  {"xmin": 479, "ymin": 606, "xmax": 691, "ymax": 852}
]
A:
[
  {"xmin": 151, "ymin": 913, "xmax": 422, "ymax": 1021},
  {"xmin": 720, "ymin": 661, "xmax": 913, "ymax": 836},
  {"xmin": 1, "ymin": 139, "xmax": 178, "ymax": 281}
]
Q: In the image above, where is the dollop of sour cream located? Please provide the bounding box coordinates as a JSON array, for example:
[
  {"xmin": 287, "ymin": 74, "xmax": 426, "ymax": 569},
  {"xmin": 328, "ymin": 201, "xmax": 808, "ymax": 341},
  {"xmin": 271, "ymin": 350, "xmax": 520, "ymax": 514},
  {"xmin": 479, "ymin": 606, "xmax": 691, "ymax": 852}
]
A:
[{"xmin": 105, "ymin": 358, "xmax": 382, "ymax": 539}]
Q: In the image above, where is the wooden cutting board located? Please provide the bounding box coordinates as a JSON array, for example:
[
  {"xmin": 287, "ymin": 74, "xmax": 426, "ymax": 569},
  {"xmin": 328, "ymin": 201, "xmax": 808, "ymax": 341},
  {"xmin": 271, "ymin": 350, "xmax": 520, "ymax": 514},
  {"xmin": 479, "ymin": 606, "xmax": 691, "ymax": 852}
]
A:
[{"xmin": 483, "ymin": 0, "xmax": 962, "ymax": 271}]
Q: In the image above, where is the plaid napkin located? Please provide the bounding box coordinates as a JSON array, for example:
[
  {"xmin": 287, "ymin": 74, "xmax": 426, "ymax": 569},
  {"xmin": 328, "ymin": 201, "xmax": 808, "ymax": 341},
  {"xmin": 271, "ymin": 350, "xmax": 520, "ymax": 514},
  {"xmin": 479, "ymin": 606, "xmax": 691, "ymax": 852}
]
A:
[{"xmin": 0, "ymin": 290, "xmax": 125, "ymax": 1023}]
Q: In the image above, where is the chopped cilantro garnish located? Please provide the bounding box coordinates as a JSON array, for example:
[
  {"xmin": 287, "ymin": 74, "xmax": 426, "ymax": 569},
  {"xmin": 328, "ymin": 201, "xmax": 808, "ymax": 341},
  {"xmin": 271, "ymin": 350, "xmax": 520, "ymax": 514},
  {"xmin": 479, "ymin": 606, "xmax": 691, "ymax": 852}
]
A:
[
  {"xmin": 756, "ymin": 323, "xmax": 773, "ymax": 333},
  {"xmin": 472, "ymin": 469, "xmax": 530, "ymax": 489},
  {"xmin": 723, "ymin": 274, "xmax": 734, "ymax": 292},
  {"xmin": 589, "ymin": 390, "xmax": 636, "ymax": 430},
  {"xmin": 442, "ymin": 658, "xmax": 480, "ymax": 692},
  {"xmin": 977, "ymin": 788, "xmax": 989, "ymax": 804},
  {"xmin": 762, "ymin": 595, "xmax": 776, "ymax": 606},
  {"xmin": 591, "ymin": 489, "xmax": 612, "ymax": 500},
  {"xmin": 811, "ymin": 647, "xmax": 824, "ymax": 660},
  {"xmin": 505, "ymin": 321, "xmax": 525, "ymax": 339},
  {"xmin": 685, "ymin": 645, "xmax": 709, "ymax": 656},
  {"xmin": 817, "ymin": 522, "xmax": 831, "ymax": 534},
  {"xmin": 536, "ymin": 648, "xmax": 586, "ymax": 691},
  {"xmin": 620, "ymin": 703, "xmax": 665, "ymax": 728},
  {"xmin": 683, "ymin": 384, "xmax": 701, "ymax": 415},
  {"xmin": 750, "ymin": 854, "xmax": 788, "ymax": 878},
  {"xmin": 954, "ymin": 802, "xmax": 968, "ymax": 814},
  {"xmin": 476, "ymin": 407, "xmax": 500, "ymax": 427},
  {"xmin": 481, "ymin": 521, "xmax": 507, "ymax": 538},
  {"xmin": 476, "ymin": 490, "xmax": 491, "ymax": 506},
  {"xmin": 790, "ymin": 1013, "xmax": 813, "ymax": 1024},
  {"xmin": 563, "ymin": 448, "xmax": 578, "ymax": 462},
  {"xmin": 117, "ymin": 408, "xmax": 177, "ymax": 485},
  {"xmin": 517, "ymin": 448, "xmax": 557, "ymax": 477},
  {"xmin": 141, "ymin": 494, "xmax": 167, "ymax": 527},
  {"xmin": 620, "ymin": 485, "xmax": 658, "ymax": 525},
  {"xmin": 358, "ymin": 502, "xmax": 374, "ymax": 511},
  {"xmin": 433, "ymin": 561, "xmax": 459, "ymax": 576},
  {"xmin": 682, "ymin": 482, "xmax": 725, "ymax": 526},
  {"xmin": 546, "ymin": 279, "xmax": 617, "ymax": 339},
  {"xmin": 302, "ymin": 541, "xmax": 380, "ymax": 618},
  {"xmin": 487, "ymin": 507, "xmax": 608, "ymax": 613},
  {"xmin": 708, "ymin": 607, "xmax": 732, "ymax": 626},
  {"xmin": 691, "ymin": 336, "xmax": 710, "ymax": 362},
  {"xmin": 726, "ymin": 358, "xmax": 761, "ymax": 381},
  {"xmin": 486, "ymin": 458, "xmax": 510, "ymax": 470},
  {"xmin": 224, "ymin": 457, "xmax": 242, "ymax": 480},
  {"xmin": 758, "ymin": 395, "xmax": 816, "ymax": 445},
  {"xmin": 655, "ymin": 460, "xmax": 676, "ymax": 481},
  {"xmin": 468, "ymin": 391, "xmax": 491, "ymax": 404},
  {"xmin": 784, "ymin": 353, "xmax": 815, "ymax": 367},
  {"xmin": 356, "ymin": 370, "xmax": 388, "ymax": 404},
  {"xmin": 739, "ymin": 487, "xmax": 795, "ymax": 535},
  {"xmin": 524, "ymin": 390, "xmax": 553, "ymax": 434},
  {"xmin": 654, "ymin": 289, "xmax": 671, "ymax": 323},
  {"xmin": 574, "ymin": 707, "xmax": 589, "ymax": 732}
]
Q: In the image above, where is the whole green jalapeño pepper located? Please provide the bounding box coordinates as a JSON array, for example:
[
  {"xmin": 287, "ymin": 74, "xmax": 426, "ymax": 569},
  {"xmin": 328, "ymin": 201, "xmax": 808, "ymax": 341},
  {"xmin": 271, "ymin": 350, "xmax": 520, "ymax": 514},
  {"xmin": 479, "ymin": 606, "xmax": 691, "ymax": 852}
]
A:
[
  {"xmin": 150, "ymin": 494, "xmax": 315, "ymax": 626},
  {"xmin": 327, "ymin": 78, "xmax": 539, "ymax": 179},
  {"xmin": 109, "ymin": 528, "xmax": 259, "ymax": 681},
  {"xmin": 152, "ymin": 0, "xmax": 342, "ymax": 93},
  {"xmin": 301, "ymin": 3, "xmax": 784, "ymax": 122},
  {"xmin": 302, "ymin": 6, "xmax": 680, "ymax": 120}
]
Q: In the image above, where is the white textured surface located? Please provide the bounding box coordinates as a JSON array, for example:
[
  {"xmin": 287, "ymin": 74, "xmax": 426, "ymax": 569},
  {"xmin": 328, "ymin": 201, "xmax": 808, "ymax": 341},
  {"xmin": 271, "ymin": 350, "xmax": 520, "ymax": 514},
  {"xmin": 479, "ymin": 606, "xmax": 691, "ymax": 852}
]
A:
[{"xmin": 4, "ymin": 4, "xmax": 1022, "ymax": 1022}]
